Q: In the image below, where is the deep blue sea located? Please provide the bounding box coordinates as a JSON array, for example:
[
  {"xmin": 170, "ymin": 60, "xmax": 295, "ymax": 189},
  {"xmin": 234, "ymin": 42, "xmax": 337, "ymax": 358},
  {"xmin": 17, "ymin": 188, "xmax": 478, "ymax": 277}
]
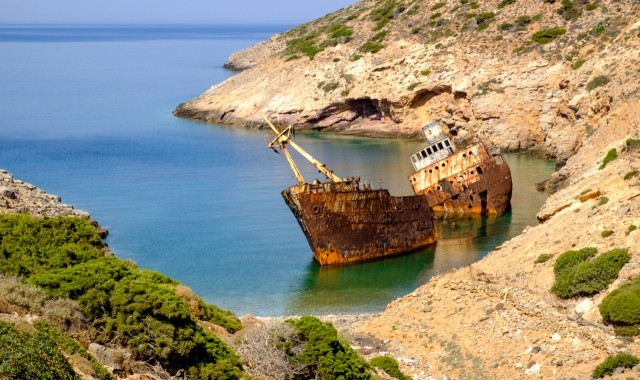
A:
[{"xmin": 0, "ymin": 25, "xmax": 555, "ymax": 316}]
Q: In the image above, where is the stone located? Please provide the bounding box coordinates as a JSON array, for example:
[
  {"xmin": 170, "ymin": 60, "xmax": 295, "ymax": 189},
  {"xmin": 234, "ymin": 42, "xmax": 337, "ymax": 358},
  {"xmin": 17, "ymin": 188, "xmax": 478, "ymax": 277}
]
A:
[
  {"xmin": 574, "ymin": 299, "xmax": 594, "ymax": 315},
  {"xmin": 525, "ymin": 362, "xmax": 541, "ymax": 375},
  {"xmin": 551, "ymin": 333, "xmax": 561, "ymax": 342}
]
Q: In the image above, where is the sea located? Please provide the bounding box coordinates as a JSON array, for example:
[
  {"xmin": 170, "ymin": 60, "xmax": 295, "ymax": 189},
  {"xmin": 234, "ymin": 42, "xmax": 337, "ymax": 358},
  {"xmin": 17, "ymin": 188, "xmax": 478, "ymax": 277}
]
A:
[{"xmin": 0, "ymin": 25, "xmax": 556, "ymax": 316}]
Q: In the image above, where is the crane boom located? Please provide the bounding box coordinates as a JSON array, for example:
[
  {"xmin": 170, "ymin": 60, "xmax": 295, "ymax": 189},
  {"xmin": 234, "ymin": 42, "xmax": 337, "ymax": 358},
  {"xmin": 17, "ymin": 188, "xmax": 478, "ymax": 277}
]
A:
[{"xmin": 259, "ymin": 111, "xmax": 343, "ymax": 183}]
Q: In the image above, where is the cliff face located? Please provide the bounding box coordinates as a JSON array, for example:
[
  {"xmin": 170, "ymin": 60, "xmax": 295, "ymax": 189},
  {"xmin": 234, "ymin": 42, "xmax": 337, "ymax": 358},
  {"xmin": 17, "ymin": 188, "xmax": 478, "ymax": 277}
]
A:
[{"xmin": 174, "ymin": 0, "xmax": 640, "ymax": 162}]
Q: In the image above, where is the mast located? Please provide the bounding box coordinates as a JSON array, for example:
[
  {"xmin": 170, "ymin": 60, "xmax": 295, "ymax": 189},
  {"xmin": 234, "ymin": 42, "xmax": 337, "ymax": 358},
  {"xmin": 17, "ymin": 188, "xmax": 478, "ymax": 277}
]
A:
[{"xmin": 259, "ymin": 112, "xmax": 343, "ymax": 183}]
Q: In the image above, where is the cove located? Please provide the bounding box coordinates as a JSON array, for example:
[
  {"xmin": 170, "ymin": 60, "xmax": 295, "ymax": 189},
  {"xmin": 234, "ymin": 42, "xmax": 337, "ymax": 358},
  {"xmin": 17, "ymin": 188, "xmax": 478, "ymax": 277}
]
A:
[{"xmin": 0, "ymin": 25, "xmax": 555, "ymax": 316}]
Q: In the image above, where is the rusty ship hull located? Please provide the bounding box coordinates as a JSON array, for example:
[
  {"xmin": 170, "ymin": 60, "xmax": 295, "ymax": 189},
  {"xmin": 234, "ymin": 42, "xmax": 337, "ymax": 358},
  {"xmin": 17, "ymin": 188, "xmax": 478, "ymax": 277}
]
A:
[
  {"xmin": 282, "ymin": 181, "xmax": 437, "ymax": 265},
  {"xmin": 409, "ymin": 143, "xmax": 512, "ymax": 217}
]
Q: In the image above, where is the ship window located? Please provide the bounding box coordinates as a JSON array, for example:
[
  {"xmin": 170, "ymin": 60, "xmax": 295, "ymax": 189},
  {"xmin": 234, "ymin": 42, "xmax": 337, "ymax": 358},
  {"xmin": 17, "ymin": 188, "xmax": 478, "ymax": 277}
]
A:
[
  {"xmin": 411, "ymin": 155, "xmax": 417, "ymax": 163},
  {"xmin": 468, "ymin": 150, "xmax": 473, "ymax": 155},
  {"xmin": 427, "ymin": 147, "xmax": 433, "ymax": 154},
  {"xmin": 477, "ymin": 166, "xmax": 483, "ymax": 175},
  {"xmin": 429, "ymin": 169, "xmax": 432, "ymax": 173},
  {"xmin": 441, "ymin": 162, "xmax": 446, "ymax": 167},
  {"xmin": 470, "ymin": 170, "xmax": 474, "ymax": 174},
  {"xmin": 438, "ymin": 142, "xmax": 444, "ymax": 150},
  {"xmin": 422, "ymin": 150, "xmax": 428, "ymax": 158},
  {"xmin": 444, "ymin": 139, "xmax": 451, "ymax": 147},
  {"xmin": 462, "ymin": 153, "xmax": 467, "ymax": 158}
]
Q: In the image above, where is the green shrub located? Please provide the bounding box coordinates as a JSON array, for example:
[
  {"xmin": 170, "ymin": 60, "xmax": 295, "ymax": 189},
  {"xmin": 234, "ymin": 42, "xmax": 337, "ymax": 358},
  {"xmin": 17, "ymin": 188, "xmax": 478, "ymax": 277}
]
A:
[
  {"xmin": 551, "ymin": 248, "xmax": 629, "ymax": 299},
  {"xmin": 360, "ymin": 41, "xmax": 385, "ymax": 53},
  {"xmin": 0, "ymin": 321, "xmax": 77, "ymax": 380},
  {"xmin": 0, "ymin": 214, "xmax": 105, "ymax": 277},
  {"xmin": 535, "ymin": 254, "xmax": 554, "ymax": 264},
  {"xmin": 370, "ymin": 0, "xmax": 402, "ymax": 30},
  {"xmin": 0, "ymin": 214, "xmax": 244, "ymax": 378},
  {"xmin": 627, "ymin": 138, "xmax": 640, "ymax": 151},
  {"xmin": 598, "ymin": 148, "xmax": 617, "ymax": 169},
  {"xmin": 591, "ymin": 21, "xmax": 606, "ymax": 36},
  {"xmin": 351, "ymin": 54, "xmax": 363, "ymax": 61},
  {"xmin": 624, "ymin": 170, "xmax": 639, "ymax": 180},
  {"xmin": 322, "ymin": 82, "xmax": 339, "ymax": 92},
  {"xmin": 34, "ymin": 321, "xmax": 112, "ymax": 380},
  {"xmin": 370, "ymin": 356, "xmax": 410, "ymax": 380},
  {"xmin": 571, "ymin": 59, "xmax": 586, "ymax": 70},
  {"xmin": 600, "ymin": 277, "xmax": 640, "ymax": 335},
  {"xmin": 420, "ymin": 69, "xmax": 431, "ymax": 76},
  {"xmin": 592, "ymin": 353, "xmax": 640, "ymax": 378},
  {"xmin": 587, "ymin": 75, "xmax": 610, "ymax": 91},
  {"xmin": 585, "ymin": 2, "xmax": 598, "ymax": 10},
  {"xmin": 432, "ymin": 2, "xmax": 446, "ymax": 10},
  {"xmin": 498, "ymin": 0, "xmax": 516, "ymax": 8},
  {"xmin": 557, "ymin": 0, "xmax": 582, "ymax": 21},
  {"xmin": 285, "ymin": 316, "xmax": 371, "ymax": 379},
  {"xmin": 475, "ymin": 12, "xmax": 496, "ymax": 30},
  {"xmin": 328, "ymin": 24, "xmax": 353, "ymax": 39},
  {"xmin": 597, "ymin": 196, "xmax": 609, "ymax": 206},
  {"xmin": 470, "ymin": 2, "xmax": 480, "ymax": 9},
  {"xmin": 498, "ymin": 22, "xmax": 513, "ymax": 31},
  {"xmin": 531, "ymin": 28, "xmax": 566, "ymax": 44},
  {"xmin": 628, "ymin": 225, "xmax": 638, "ymax": 236},
  {"xmin": 601, "ymin": 230, "xmax": 613, "ymax": 238}
]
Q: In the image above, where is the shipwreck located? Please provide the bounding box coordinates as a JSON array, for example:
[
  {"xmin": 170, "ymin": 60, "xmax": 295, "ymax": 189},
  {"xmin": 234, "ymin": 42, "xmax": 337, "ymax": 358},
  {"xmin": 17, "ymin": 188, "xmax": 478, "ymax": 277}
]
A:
[
  {"xmin": 260, "ymin": 113, "xmax": 437, "ymax": 265},
  {"xmin": 408, "ymin": 121, "xmax": 513, "ymax": 217}
]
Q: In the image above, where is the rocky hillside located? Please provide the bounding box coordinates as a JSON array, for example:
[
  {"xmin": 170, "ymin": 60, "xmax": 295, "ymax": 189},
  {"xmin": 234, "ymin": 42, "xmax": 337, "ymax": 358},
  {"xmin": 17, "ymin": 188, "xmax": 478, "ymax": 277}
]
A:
[{"xmin": 175, "ymin": 0, "xmax": 640, "ymax": 161}]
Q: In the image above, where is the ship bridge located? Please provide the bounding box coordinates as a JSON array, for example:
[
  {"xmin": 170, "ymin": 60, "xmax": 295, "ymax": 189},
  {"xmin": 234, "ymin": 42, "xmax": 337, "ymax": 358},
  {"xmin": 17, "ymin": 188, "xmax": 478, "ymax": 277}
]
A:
[{"xmin": 409, "ymin": 121, "xmax": 456, "ymax": 171}]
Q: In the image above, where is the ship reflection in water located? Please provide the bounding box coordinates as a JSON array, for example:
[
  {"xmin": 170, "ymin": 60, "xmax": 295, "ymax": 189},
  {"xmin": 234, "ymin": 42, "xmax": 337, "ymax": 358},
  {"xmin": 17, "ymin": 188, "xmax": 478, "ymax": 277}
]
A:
[{"xmin": 286, "ymin": 153, "xmax": 550, "ymax": 316}]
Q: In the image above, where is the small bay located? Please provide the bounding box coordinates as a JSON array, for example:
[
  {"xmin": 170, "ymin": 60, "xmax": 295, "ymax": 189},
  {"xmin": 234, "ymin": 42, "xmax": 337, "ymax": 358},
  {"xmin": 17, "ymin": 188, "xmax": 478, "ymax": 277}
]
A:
[{"xmin": 0, "ymin": 25, "xmax": 555, "ymax": 316}]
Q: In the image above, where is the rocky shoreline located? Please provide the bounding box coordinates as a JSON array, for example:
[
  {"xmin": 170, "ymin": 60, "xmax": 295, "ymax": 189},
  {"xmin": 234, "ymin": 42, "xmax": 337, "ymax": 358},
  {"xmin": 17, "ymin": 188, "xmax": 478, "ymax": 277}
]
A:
[{"xmin": 0, "ymin": 169, "xmax": 90, "ymax": 219}]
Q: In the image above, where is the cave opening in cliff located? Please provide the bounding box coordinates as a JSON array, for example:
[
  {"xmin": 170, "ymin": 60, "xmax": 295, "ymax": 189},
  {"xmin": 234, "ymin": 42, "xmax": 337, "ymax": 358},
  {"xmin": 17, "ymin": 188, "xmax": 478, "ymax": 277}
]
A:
[{"xmin": 345, "ymin": 98, "xmax": 383, "ymax": 120}]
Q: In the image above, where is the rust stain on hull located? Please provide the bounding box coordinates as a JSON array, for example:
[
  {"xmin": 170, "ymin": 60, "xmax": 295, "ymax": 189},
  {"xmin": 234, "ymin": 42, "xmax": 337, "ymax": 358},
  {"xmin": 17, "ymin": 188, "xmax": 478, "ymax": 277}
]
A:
[
  {"xmin": 409, "ymin": 144, "xmax": 512, "ymax": 217},
  {"xmin": 282, "ymin": 180, "xmax": 437, "ymax": 265}
]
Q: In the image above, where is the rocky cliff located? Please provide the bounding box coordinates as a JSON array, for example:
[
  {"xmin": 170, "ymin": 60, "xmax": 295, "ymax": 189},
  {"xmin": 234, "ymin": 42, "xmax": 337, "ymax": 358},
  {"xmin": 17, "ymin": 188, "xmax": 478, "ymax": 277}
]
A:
[{"xmin": 174, "ymin": 0, "xmax": 639, "ymax": 162}]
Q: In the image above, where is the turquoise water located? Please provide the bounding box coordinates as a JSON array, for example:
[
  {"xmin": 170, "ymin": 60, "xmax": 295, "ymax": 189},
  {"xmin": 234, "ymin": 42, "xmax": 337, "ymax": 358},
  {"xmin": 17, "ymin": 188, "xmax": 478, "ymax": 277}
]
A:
[{"xmin": 0, "ymin": 26, "xmax": 555, "ymax": 316}]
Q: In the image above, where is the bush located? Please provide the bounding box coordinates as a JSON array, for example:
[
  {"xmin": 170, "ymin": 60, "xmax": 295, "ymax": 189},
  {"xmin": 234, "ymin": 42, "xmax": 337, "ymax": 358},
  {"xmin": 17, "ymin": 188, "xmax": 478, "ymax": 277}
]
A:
[
  {"xmin": 624, "ymin": 170, "xmax": 639, "ymax": 180},
  {"xmin": 571, "ymin": 59, "xmax": 586, "ymax": 70},
  {"xmin": 535, "ymin": 254, "xmax": 554, "ymax": 264},
  {"xmin": 360, "ymin": 41, "xmax": 385, "ymax": 53},
  {"xmin": 592, "ymin": 353, "xmax": 640, "ymax": 378},
  {"xmin": 497, "ymin": 0, "xmax": 516, "ymax": 8},
  {"xmin": 531, "ymin": 28, "xmax": 566, "ymax": 44},
  {"xmin": 627, "ymin": 138, "xmax": 640, "ymax": 151},
  {"xmin": 587, "ymin": 75, "xmax": 610, "ymax": 91},
  {"xmin": 0, "ymin": 321, "xmax": 77, "ymax": 380},
  {"xmin": 0, "ymin": 214, "xmax": 244, "ymax": 378},
  {"xmin": 628, "ymin": 225, "xmax": 637, "ymax": 236},
  {"xmin": 370, "ymin": 356, "xmax": 410, "ymax": 380},
  {"xmin": 551, "ymin": 248, "xmax": 629, "ymax": 299},
  {"xmin": 557, "ymin": 0, "xmax": 582, "ymax": 21},
  {"xmin": 600, "ymin": 277, "xmax": 640, "ymax": 336},
  {"xmin": 34, "ymin": 321, "xmax": 112, "ymax": 380},
  {"xmin": 598, "ymin": 148, "xmax": 617, "ymax": 169},
  {"xmin": 285, "ymin": 316, "xmax": 371, "ymax": 379},
  {"xmin": 370, "ymin": 0, "xmax": 402, "ymax": 30},
  {"xmin": 597, "ymin": 196, "xmax": 609, "ymax": 206},
  {"xmin": 601, "ymin": 230, "xmax": 613, "ymax": 238}
]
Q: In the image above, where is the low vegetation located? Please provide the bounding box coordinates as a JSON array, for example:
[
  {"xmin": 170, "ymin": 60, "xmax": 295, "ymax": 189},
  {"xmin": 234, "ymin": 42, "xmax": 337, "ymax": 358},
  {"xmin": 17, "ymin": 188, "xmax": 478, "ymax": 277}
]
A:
[
  {"xmin": 551, "ymin": 247, "xmax": 630, "ymax": 299},
  {"xmin": 0, "ymin": 214, "xmax": 244, "ymax": 378},
  {"xmin": 624, "ymin": 170, "xmax": 639, "ymax": 180},
  {"xmin": 370, "ymin": 355, "xmax": 411, "ymax": 380},
  {"xmin": 531, "ymin": 27, "xmax": 566, "ymax": 44},
  {"xmin": 370, "ymin": 0, "xmax": 403, "ymax": 31},
  {"xmin": 587, "ymin": 75, "xmax": 611, "ymax": 91},
  {"xmin": 601, "ymin": 229, "xmax": 613, "ymax": 238},
  {"xmin": 0, "ymin": 321, "xmax": 78, "ymax": 380},
  {"xmin": 592, "ymin": 353, "xmax": 640, "ymax": 378},
  {"xmin": 284, "ymin": 316, "xmax": 371, "ymax": 379},
  {"xmin": 627, "ymin": 138, "xmax": 640, "ymax": 151},
  {"xmin": 599, "ymin": 277, "xmax": 640, "ymax": 336},
  {"xmin": 599, "ymin": 148, "xmax": 618, "ymax": 169},
  {"xmin": 535, "ymin": 253, "xmax": 554, "ymax": 264}
]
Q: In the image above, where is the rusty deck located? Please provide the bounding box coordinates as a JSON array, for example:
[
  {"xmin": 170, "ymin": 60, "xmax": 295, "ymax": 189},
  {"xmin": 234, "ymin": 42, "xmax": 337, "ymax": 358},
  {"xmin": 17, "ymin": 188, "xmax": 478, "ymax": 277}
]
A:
[
  {"xmin": 282, "ymin": 180, "xmax": 437, "ymax": 265},
  {"xmin": 408, "ymin": 144, "xmax": 512, "ymax": 217}
]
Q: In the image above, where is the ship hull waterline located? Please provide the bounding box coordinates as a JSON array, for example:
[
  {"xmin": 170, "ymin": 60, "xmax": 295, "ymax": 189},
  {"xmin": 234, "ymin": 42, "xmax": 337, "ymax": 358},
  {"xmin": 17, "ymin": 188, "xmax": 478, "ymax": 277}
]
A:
[{"xmin": 281, "ymin": 182, "xmax": 438, "ymax": 266}]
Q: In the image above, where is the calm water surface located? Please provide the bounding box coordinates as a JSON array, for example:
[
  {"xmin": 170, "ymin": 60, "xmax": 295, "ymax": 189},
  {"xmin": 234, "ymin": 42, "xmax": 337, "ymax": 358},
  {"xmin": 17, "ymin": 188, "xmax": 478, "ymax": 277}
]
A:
[{"xmin": 0, "ymin": 26, "xmax": 555, "ymax": 315}]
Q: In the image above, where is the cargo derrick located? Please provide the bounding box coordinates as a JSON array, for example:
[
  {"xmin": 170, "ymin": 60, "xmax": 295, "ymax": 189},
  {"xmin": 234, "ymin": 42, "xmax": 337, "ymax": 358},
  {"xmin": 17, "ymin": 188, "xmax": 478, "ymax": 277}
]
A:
[{"xmin": 260, "ymin": 112, "xmax": 437, "ymax": 265}]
